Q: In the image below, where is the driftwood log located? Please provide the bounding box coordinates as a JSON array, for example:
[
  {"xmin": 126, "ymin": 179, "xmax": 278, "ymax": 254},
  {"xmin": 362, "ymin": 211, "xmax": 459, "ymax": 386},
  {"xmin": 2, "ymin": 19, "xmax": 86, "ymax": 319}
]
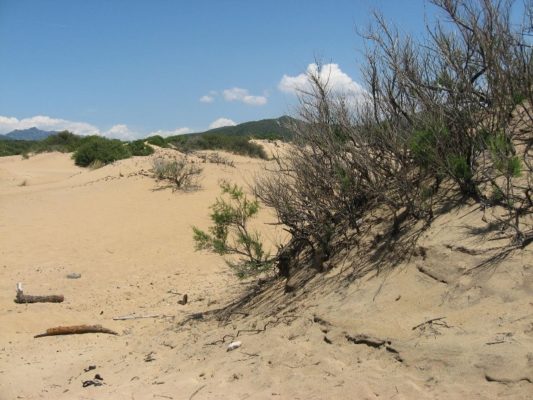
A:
[
  {"xmin": 34, "ymin": 324, "xmax": 118, "ymax": 338},
  {"xmin": 14, "ymin": 282, "xmax": 64, "ymax": 304}
]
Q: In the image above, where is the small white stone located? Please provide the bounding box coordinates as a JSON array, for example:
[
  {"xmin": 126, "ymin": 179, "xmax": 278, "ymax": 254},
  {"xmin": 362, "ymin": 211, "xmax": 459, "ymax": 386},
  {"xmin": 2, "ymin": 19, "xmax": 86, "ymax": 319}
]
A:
[{"xmin": 227, "ymin": 341, "xmax": 242, "ymax": 351}]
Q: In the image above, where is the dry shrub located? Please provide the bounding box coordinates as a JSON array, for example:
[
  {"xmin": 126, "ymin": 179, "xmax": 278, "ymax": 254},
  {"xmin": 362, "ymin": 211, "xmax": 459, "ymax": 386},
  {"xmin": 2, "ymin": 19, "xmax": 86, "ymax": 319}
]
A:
[
  {"xmin": 197, "ymin": 152, "xmax": 236, "ymax": 168},
  {"xmin": 152, "ymin": 156, "xmax": 203, "ymax": 190},
  {"xmin": 256, "ymin": 0, "xmax": 533, "ymax": 279}
]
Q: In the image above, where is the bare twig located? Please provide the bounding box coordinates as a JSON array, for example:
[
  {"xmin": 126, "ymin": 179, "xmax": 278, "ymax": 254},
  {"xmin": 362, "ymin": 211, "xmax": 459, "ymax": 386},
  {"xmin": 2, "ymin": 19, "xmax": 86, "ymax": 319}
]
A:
[
  {"xmin": 205, "ymin": 334, "xmax": 235, "ymax": 346},
  {"xmin": 188, "ymin": 384, "xmax": 206, "ymax": 400},
  {"xmin": 416, "ymin": 266, "xmax": 448, "ymax": 284},
  {"xmin": 412, "ymin": 317, "xmax": 447, "ymax": 331},
  {"xmin": 113, "ymin": 314, "xmax": 170, "ymax": 321},
  {"xmin": 485, "ymin": 340, "xmax": 506, "ymax": 345},
  {"xmin": 236, "ymin": 315, "xmax": 297, "ymax": 337}
]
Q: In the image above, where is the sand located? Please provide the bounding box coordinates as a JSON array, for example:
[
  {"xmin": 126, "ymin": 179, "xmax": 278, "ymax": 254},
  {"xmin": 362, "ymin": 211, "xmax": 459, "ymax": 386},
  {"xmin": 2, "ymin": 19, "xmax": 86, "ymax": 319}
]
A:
[{"xmin": 0, "ymin": 149, "xmax": 531, "ymax": 399}]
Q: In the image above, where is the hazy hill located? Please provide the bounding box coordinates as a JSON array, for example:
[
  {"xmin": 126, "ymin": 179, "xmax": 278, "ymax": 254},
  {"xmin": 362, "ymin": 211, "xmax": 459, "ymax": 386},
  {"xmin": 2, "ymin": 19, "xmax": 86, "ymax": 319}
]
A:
[{"xmin": 1, "ymin": 127, "xmax": 57, "ymax": 141}]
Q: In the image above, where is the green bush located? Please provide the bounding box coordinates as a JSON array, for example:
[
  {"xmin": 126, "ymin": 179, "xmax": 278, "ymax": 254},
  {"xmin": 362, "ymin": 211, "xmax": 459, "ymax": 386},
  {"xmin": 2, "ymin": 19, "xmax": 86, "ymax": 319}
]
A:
[
  {"xmin": 0, "ymin": 139, "xmax": 34, "ymax": 156},
  {"xmin": 167, "ymin": 134, "xmax": 267, "ymax": 159},
  {"xmin": 128, "ymin": 140, "xmax": 154, "ymax": 156},
  {"xmin": 447, "ymin": 154, "xmax": 472, "ymax": 181},
  {"xmin": 409, "ymin": 129, "xmax": 440, "ymax": 169},
  {"xmin": 0, "ymin": 131, "xmax": 85, "ymax": 157},
  {"xmin": 490, "ymin": 184, "xmax": 505, "ymax": 203},
  {"xmin": 192, "ymin": 182, "xmax": 273, "ymax": 277},
  {"xmin": 36, "ymin": 131, "xmax": 82, "ymax": 153},
  {"xmin": 488, "ymin": 134, "xmax": 522, "ymax": 178},
  {"xmin": 146, "ymin": 135, "xmax": 168, "ymax": 148},
  {"xmin": 504, "ymin": 157, "xmax": 522, "ymax": 178},
  {"xmin": 73, "ymin": 136, "xmax": 131, "ymax": 167}
]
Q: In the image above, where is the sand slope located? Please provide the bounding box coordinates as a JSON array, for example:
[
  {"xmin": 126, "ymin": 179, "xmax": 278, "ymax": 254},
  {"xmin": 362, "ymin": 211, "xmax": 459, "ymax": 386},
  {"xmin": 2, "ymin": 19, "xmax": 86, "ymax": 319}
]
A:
[{"xmin": 0, "ymin": 150, "xmax": 531, "ymax": 399}]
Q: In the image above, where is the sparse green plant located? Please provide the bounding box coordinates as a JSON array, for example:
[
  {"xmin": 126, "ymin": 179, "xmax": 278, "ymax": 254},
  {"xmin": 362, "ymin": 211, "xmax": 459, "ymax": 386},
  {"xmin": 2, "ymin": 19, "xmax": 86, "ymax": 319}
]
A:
[
  {"xmin": 490, "ymin": 184, "xmax": 505, "ymax": 203},
  {"xmin": 193, "ymin": 182, "xmax": 273, "ymax": 277},
  {"xmin": 446, "ymin": 155, "xmax": 472, "ymax": 182},
  {"xmin": 488, "ymin": 134, "xmax": 522, "ymax": 178}
]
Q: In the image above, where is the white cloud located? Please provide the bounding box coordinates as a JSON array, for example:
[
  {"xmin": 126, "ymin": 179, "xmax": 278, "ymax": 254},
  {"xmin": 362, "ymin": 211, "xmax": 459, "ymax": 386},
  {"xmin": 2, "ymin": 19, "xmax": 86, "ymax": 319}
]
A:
[
  {"xmin": 0, "ymin": 114, "xmax": 192, "ymax": 140},
  {"xmin": 209, "ymin": 118, "xmax": 236, "ymax": 129},
  {"xmin": 200, "ymin": 91, "xmax": 218, "ymax": 103},
  {"xmin": 148, "ymin": 127, "xmax": 192, "ymax": 137},
  {"xmin": 105, "ymin": 124, "xmax": 137, "ymax": 140},
  {"xmin": 278, "ymin": 63, "xmax": 367, "ymax": 104},
  {"xmin": 0, "ymin": 115, "xmax": 99, "ymax": 136},
  {"xmin": 222, "ymin": 87, "xmax": 267, "ymax": 106},
  {"xmin": 200, "ymin": 95, "xmax": 215, "ymax": 103}
]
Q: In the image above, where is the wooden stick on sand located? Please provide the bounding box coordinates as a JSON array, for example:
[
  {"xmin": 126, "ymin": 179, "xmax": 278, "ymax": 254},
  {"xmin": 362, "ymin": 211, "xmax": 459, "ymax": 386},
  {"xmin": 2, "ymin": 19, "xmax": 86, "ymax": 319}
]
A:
[
  {"xmin": 15, "ymin": 282, "xmax": 64, "ymax": 304},
  {"xmin": 34, "ymin": 325, "xmax": 118, "ymax": 338}
]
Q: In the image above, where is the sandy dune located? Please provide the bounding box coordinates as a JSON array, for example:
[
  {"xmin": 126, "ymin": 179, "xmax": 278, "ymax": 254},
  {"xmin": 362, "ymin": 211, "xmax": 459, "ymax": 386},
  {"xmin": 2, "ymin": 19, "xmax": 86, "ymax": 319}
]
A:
[{"xmin": 0, "ymin": 150, "xmax": 531, "ymax": 399}]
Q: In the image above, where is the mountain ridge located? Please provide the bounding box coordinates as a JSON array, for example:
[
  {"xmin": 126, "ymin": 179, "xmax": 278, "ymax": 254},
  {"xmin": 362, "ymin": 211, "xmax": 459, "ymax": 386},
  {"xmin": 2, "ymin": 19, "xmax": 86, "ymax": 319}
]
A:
[
  {"xmin": 1, "ymin": 127, "xmax": 57, "ymax": 141},
  {"xmin": 166, "ymin": 115, "xmax": 298, "ymax": 141}
]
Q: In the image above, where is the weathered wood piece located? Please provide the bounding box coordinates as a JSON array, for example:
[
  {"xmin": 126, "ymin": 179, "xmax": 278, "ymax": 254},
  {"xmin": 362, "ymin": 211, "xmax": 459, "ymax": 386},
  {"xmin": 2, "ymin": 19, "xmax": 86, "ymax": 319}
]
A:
[
  {"xmin": 34, "ymin": 324, "xmax": 118, "ymax": 338},
  {"xmin": 14, "ymin": 282, "xmax": 64, "ymax": 304},
  {"xmin": 178, "ymin": 294, "xmax": 188, "ymax": 305}
]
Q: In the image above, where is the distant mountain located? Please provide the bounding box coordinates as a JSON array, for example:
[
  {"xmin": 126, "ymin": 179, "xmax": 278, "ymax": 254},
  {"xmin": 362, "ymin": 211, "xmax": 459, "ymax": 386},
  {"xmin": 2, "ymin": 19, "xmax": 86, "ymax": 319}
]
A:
[
  {"xmin": 185, "ymin": 116, "xmax": 299, "ymax": 140},
  {"xmin": 161, "ymin": 116, "xmax": 302, "ymax": 159},
  {"xmin": 1, "ymin": 127, "xmax": 57, "ymax": 141}
]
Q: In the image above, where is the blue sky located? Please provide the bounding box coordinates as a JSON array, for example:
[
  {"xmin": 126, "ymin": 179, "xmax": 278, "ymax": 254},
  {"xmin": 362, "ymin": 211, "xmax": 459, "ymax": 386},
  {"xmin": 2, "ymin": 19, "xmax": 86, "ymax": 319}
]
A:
[{"xmin": 0, "ymin": 0, "xmax": 431, "ymax": 139}]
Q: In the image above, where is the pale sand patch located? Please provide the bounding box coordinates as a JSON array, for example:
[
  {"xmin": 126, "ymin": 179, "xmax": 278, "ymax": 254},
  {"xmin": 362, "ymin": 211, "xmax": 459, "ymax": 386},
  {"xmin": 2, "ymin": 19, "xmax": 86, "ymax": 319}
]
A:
[{"xmin": 0, "ymin": 149, "xmax": 531, "ymax": 399}]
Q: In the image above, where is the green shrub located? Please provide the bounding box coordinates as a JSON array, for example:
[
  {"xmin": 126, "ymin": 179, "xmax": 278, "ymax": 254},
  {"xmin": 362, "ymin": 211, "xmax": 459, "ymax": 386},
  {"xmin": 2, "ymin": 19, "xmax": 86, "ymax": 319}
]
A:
[
  {"xmin": 0, "ymin": 131, "xmax": 85, "ymax": 157},
  {"xmin": 513, "ymin": 92, "xmax": 526, "ymax": 105},
  {"xmin": 420, "ymin": 185, "xmax": 436, "ymax": 201},
  {"xmin": 128, "ymin": 140, "xmax": 154, "ymax": 156},
  {"xmin": 447, "ymin": 154, "xmax": 472, "ymax": 181},
  {"xmin": 37, "ymin": 131, "xmax": 82, "ymax": 153},
  {"xmin": 167, "ymin": 134, "xmax": 267, "ymax": 159},
  {"xmin": 409, "ymin": 129, "xmax": 439, "ymax": 168},
  {"xmin": 73, "ymin": 136, "xmax": 131, "ymax": 167},
  {"xmin": 0, "ymin": 139, "xmax": 35, "ymax": 156},
  {"xmin": 490, "ymin": 184, "xmax": 505, "ymax": 203},
  {"xmin": 488, "ymin": 134, "xmax": 522, "ymax": 177},
  {"xmin": 192, "ymin": 182, "xmax": 273, "ymax": 277},
  {"xmin": 146, "ymin": 135, "xmax": 168, "ymax": 148},
  {"xmin": 504, "ymin": 156, "xmax": 522, "ymax": 178}
]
